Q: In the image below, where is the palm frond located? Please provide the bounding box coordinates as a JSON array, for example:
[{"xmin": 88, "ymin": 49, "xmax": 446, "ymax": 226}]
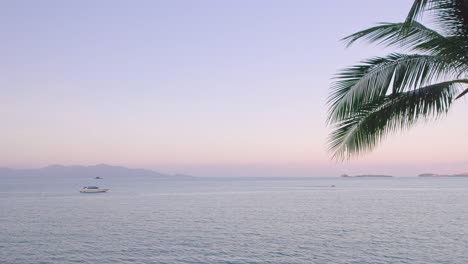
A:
[
  {"xmin": 328, "ymin": 54, "xmax": 450, "ymax": 124},
  {"xmin": 404, "ymin": 1, "xmax": 468, "ymax": 35},
  {"xmin": 343, "ymin": 22, "xmax": 468, "ymax": 71},
  {"xmin": 405, "ymin": 0, "xmax": 431, "ymax": 26},
  {"xmin": 329, "ymin": 80, "xmax": 466, "ymax": 160},
  {"xmin": 343, "ymin": 21, "xmax": 468, "ymax": 71},
  {"xmin": 404, "ymin": 0, "xmax": 468, "ymax": 36},
  {"xmin": 327, "ymin": 0, "xmax": 468, "ymax": 160},
  {"xmin": 429, "ymin": 0, "xmax": 468, "ymax": 36},
  {"xmin": 343, "ymin": 22, "xmax": 446, "ymax": 50},
  {"xmin": 455, "ymin": 84, "xmax": 468, "ymax": 99}
]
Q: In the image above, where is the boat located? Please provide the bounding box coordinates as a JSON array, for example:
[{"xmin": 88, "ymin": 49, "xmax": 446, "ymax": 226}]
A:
[
  {"xmin": 80, "ymin": 186, "xmax": 109, "ymax": 193},
  {"xmin": 94, "ymin": 176, "xmax": 103, "ymax": 179}
]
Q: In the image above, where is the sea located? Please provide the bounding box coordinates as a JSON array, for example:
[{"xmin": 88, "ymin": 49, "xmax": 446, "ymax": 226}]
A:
[{"xmin": 1, "ymin": 175, "xmax": 468, "ymax": 264}]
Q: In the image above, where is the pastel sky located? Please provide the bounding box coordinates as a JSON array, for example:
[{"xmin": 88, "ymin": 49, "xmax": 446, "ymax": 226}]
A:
[{"xmin": 2, "ymin": 0, "xmax": 467, "ymax": 177}]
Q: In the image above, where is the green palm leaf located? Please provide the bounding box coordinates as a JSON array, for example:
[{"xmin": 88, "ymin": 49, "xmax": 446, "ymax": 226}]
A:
[
  {"xmin": 327, "ymin": 0, "xmax": 468, "ymax": 160},
  {"xmin": 429, "ymin": 0, "xmax": 468, "ymax": 36},
  {"xmin": 404, "ymin": 0, "xmax": 431, "ymax": 27},
  {"xmin": 343, "ymin": 22, "xmax": 445, "ymax": 50},
  {"xmin": 329, "ymin": 80, "xmax": 467, "ymax": 159},
  {"xmin": 328, "ymin": 53, "xmax": 449, "ymax": 123},
  {"xmin": 342, "ymin": 22, "xmax": 467, "ymax": 71},
  {"xmin": 404, "ymin": 0, "xmax": 468, "ymax": 34}
]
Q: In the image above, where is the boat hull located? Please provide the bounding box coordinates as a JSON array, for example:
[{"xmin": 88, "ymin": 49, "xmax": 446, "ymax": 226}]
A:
[{"xmin": 80, "ymin": 189, "xmax": 109, "ymax": 193}]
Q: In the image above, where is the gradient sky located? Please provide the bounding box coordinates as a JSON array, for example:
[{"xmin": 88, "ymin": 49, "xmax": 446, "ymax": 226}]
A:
[{"xmin": 2, "ymin": 0, "xmax": 467, "ymax": 177}]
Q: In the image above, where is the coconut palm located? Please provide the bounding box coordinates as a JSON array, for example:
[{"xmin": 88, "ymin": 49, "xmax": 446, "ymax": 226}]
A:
[{"xmin": 327, "ymin": 0, "xmax": 468, "ymax": 160}]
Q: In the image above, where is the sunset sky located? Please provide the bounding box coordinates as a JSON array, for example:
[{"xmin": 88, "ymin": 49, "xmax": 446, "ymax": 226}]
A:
[{"xmin": 2, "ymin": 0, "xmax": 467, "ymax": 177}]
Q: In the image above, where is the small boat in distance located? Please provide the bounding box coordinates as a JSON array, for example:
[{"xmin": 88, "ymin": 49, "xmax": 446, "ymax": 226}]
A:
[
  {"xmin": 94, "ymin": 176, "xmax": 103, "ymax": 179},
  {"xmin": 80, "ymin": 186, "xmax": 109, "ymax": 193}
]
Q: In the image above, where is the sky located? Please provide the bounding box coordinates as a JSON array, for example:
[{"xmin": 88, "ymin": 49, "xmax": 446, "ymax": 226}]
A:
[{"xmin": 2, "ymin": 0, "xmax": 467, "ymax": 177}]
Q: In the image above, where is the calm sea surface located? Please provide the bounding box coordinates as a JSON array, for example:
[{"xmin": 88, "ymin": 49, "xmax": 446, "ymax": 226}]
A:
[{"xmin": 1, "ymin": 176, "xmax": 468, "ymax": 263}]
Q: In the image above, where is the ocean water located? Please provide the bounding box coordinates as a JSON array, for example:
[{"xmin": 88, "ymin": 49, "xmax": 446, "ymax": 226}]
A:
[{"xmin": 1, "ymin": 176, "xmax": 468, "ymax": 263}]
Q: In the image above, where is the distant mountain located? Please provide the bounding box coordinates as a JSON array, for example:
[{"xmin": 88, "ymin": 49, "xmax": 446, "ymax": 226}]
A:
[
  {"xmin": 418, "ymin": 172, "xmax": 468, "ymax": 177},
  {"xmin": 0, "ymin": 164, "xmax": 193, "ymax": 179}
]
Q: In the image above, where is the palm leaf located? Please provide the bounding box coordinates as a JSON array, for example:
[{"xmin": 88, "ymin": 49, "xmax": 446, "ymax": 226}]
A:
[
  {"xmin": 404, "ymin": 0, "xmax": 468, "ymax": 36},
  {"xmin": 429, "ymin": 0, "xmax": 468, "ymax": 36},
  {"xmin": 455, "ymin": 87, "xmax": 468, "ymax": 99},
  {"xmin": 329, "ymin": 80, "xmax": 466, "ymax": 159},
  {"xmin": 327, "ymin": 0, "xmax": 468, "ymax": 160},
  {"xmin": 328, "ymin": 53, "xmax": 449, "ymax": 123},
  {"xmin": 342, "ymin": 22, "xmax": 468, "ymax": 70},
  {"xmin": 343, "ymin": 22, "xmax": 445, "ymax": 50},
  {"xmin": 404, "ymin": 0, "xmax": 431, "ymax": 27}
]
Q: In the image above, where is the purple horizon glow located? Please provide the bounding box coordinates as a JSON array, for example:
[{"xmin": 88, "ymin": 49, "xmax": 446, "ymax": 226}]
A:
[{"xmin": 2, "ymin": 0, "xmax": 467, "ymax": 177}]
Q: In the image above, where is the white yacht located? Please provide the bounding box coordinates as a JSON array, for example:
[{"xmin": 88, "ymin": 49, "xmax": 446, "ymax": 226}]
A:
[{"xmin": 80, "ymin": 186, "xmax": 109, "ymax": 193}]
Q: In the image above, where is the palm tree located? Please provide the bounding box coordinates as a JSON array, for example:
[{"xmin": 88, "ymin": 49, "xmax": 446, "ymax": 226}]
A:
[{"xmin": 327, "ymin": 0, "xmax": 468, "ymax": 160}]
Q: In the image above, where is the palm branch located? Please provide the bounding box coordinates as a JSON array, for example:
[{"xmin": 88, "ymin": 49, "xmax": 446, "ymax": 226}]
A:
[{"xmin": 327, "ymin": 0, "xmax": 468, "ymax": 159}]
